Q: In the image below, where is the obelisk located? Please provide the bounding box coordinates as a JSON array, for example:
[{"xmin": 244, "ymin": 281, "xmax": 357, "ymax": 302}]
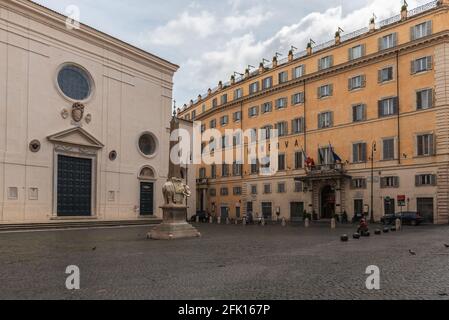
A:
[{"xmin": 148, "ymin": 114, "xmax": 201, "ymax": 240}]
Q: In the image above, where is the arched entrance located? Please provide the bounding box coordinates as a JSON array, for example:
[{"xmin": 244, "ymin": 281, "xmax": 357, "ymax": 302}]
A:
[
  {"xmin": 139, "ymin": 166, "xmax": 156, "ymax": 216},
  {"xmin": 321, "ymin": 185, "xmax": 336, "ymax": 219}
]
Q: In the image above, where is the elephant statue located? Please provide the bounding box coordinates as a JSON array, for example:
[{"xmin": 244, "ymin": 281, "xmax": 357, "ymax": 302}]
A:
[{"xmin": 163, "ymin": 177, "xmax": 191, "ymax": 205}]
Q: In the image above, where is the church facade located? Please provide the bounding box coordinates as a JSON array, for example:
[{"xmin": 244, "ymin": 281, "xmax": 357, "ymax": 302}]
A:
[{"xmin": 0, "ymin": 0, "xmax": 181, "ymax": 223}]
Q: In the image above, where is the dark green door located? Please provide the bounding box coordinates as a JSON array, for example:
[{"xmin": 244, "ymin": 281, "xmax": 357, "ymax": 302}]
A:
[
  {"xmin": 57, "ymin": 155, "xmax": 92, "ymax": 217},
  {"xmin": 290, "ymin": 202, "xmax": 304, "ymax": 222},
  {"xmin": 140, "ymin": 182, "xmax": 154, "ymax": 216}
]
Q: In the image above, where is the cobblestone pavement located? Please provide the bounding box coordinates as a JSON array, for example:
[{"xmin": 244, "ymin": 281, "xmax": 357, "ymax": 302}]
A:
[{"xmin": 0, "ymin": 223, "xmax": 448, "ymax": 300}]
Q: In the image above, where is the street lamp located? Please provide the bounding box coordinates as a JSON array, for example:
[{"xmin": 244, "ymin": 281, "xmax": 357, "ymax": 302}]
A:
[{"xmin": 370, "ymin": 141, "xmax": 377, "ymax": 224}]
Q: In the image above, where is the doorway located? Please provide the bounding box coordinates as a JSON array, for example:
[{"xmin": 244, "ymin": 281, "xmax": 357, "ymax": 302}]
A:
[
  {"xmin": 140, "ymin": 182, "xmax": 154, "ymax": 216},
  {"xmin": 384, "ymin": 198, "xmax": 395, "ymax": 216},
  {"xmin": 417, "ymin": 198, "xmax": 434, "ymax": 223},
  {"xmin": 290, "ymin": 202, "xmax": 304, "ymax": 222},
  {"xmin": 57, "ymin": 155, "xmax": 92, "ymax": 217},
  {"xmin": 321, "ymin": 186, "xmax": 336, "ymax": 219}
]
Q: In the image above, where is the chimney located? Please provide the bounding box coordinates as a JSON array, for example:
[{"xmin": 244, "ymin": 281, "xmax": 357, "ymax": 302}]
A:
[
  {"xmin": 369, "ymin": 17, "xmax": 376, "ymax": 32},
  {"xmin": 401, "ymin": 4, "xmax": 408, "ymax": 21},
  {"xmin": 288, "ymin": 50, "xmax": 294, "ymax": 62},
  {"xmin": 230, "ymin": 75, "xmax": 235, "ymax": 85},
  {"xmin": 272, "ymin": 56, "xmax": 278, "ymax": 68},
  {"xmin": 208, "ymin": 88, "xmax": 212, "ymax": 95},
  {"xmin": 218, "ymin": 81, "xmax": 223, "ymax": 90},
  {"xmin": 190, "ymin": 99, "xmax": 194, "ymax": 106},
  {"xmin": 245, "ymin": 68, "xmax": 250, "ymax": 79},
  {"xmin": 307, "ymin": 43, "xmax": 312, "ymax": 56},
  {"xmin": 335, "ymin": 31, "xmax": 341, "ymax": 45},
  {"xmin": 259, "ymin": 62, "xmax": 265, "ymax": 73},
  {"xmin": 198, "ymin": 94, "xmax": 202, "ymax": 101}
]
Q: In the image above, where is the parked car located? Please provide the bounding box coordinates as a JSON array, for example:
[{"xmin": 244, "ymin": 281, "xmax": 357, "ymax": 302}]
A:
[{"xmin": 381, "ymin": 211, "xmax": 424, "ymax": 226}]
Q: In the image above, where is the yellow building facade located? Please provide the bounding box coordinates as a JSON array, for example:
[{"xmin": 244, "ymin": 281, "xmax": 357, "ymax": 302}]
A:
[{"xmin": 179, "ymin": 1, "xmax": 449, "ymax": 224}]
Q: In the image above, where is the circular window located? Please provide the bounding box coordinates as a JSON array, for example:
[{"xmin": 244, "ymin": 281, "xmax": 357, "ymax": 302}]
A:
[
  {"xmin": 29, "ymin": 140, "xmax": 41, "ymax": 153},
  {"xmin": 138, "ymin": 133, "xmax": 158, "ymax": 157},
  {"xmin": 57, "ymin": 64, "xmax": 92, "ymax": 101},
  {"xmin": 109, "ymin": 150, "xmax": 118, "ymax": 161}
]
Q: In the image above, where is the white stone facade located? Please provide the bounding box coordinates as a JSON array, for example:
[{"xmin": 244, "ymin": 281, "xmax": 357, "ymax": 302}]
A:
[{"xmin": 0, "ymin": 0, "xmax": 180, "ymax": 223}]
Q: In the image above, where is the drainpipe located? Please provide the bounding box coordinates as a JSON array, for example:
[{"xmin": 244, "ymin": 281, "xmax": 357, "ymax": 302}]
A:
[{"xmin": 396, "ymin": 51, "xmax": 401, "ymax": 165}]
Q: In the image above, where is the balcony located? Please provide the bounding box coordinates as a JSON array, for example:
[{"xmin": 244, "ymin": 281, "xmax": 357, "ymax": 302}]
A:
[
  {"xmin": 301, "ymin": 163, "xmax": 351, "ymax": 181},
  {"xmin": 196, "ymin": 178, "xmax": 209, "ymax": 188}
]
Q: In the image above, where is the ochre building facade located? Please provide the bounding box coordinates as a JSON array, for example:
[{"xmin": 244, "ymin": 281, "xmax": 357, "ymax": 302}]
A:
[{"xmin": 179, "ymin": 1, "xmax": 449, "ymax": 224}]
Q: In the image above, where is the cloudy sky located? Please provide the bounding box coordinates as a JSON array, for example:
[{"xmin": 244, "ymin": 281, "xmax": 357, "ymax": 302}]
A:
[{"xmin": 33, "ymin": 0, "xmax": 429, "ymax": 105}]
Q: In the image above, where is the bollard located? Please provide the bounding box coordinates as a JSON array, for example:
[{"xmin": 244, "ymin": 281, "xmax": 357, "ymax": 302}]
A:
[
  {"xmin": 217, "ymin": 217, "xmax": 221, "ymax": 224},
  {"xmin": 235, "ymin": 219, "xmax": 238, "ymax": 225},
  {"xmin": 395, "ymin": 218, "xmax": 402, "ymax": 231},
  {"xmin": 305, "ymin": 218, "xmax": 310, "ymax": 228},
  {"xmin": 281, "ymin": 218, "xmax": 286, "ymax": 227},
  {"xmin": 243, "ymin": 218, "xmax": 246, "ymax": 226},
  {"xmin": 226, "ymin": 217, "xmax": 230, "ymax": 225},
  {"xmin": 209, "ymin": 216, "xmax": 213, "ymax": 224},
  {"xmin": 331, "ymin": 218, "xmax": 336, "ymax": 230},
  {"xmin": 196, "ymin": 216, "xmax": 200, "ymax": 223},
  {"xmin": 261, "ymin": 218, "xmax": 265, "ymax": 226}
]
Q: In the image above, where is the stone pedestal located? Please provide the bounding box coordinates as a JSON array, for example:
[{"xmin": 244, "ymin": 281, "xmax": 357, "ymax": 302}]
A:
[{"xmin": 149, "ymin": 205, "xmax": 201, "ymax": 240}]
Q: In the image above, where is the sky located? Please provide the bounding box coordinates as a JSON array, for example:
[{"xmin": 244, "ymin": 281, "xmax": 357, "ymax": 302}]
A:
[{"xmin": 32, "ymin": 0, "xmax": 429, "ymax": 106}]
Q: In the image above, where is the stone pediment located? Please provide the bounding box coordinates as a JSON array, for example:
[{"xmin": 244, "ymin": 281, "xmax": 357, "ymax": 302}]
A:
[{"xmin": 47, "ymin": 127, "xmax": 104, "ymax": 149}]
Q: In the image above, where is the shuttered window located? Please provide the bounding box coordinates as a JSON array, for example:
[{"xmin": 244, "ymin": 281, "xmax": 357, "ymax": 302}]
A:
[
  {"xmin": 417, "ymin": 89, "xmax": 433, "ymax": 110},
  {"xmin": 278, "ymin": 71, "xmax": 288, "ymax": 84},
  {"xmin": 353, "ymin": 104, "xmax": 367, "ymax": 122},
  {"xmin": 348, "ymin": 44, "xmax": 366, "ymax": 60},
  {"xmin": 262, "ymin": 77, "xmax": 273, "ymax": 90},
  {"xmin": 351, "ymin": 178, "xmax": 367, "ymax": 189},
  {"xmin": 277, "ymin": 183, "xmax": 286, "ymax": 193},
  {"xmin": 261, "ymin": 102, "xmax": 273, "ymax": 113},
  {"xmin": 417, "ymin": 134, "xmax": 435, "ymax": 156},
  {"xmin": 278, "ymin": 154, "xmax": 286, "ymax": 171},
  {"xmin": 378, "ymin": 33, "xmax": 397, "ymax": 51},
  {"xmin": 383, "ymin": 138, "xmax": 395, "ymax": 160},
  {"xmin": 415, "ymin": 174, "xmax": 437, "ymax": 187},
  {"xmin": 275, "ymin": 122, "xmax": 288, "ymax": 137},
  {"xmin": 378, "ymin": 67, "xmax": 394, "ymax": 83},
  {"xmin": 411, "ymin": 21, "xmax": 432, "ymax": 41},
  {"xmin": 318, "ymin": 84, "xmax": 333, "ymax": 98},
  {"xmin": 380, "ymin": 177, "xmax": 400, "ymax": 188},
  {"xmin": 234, "ymin": 88, "xmax": 243, "ymax": 100},
  {"xmin": 295, "ymin": 152, "xmax": 303, "ymax": 169},
  {"xmin": 353, "ymin": 143, "xmax": 367, "ymax": 163},
  {"xmin": 248, "ymin": 106, "xmax": 259, "ymax": 117},
  {"xmin": 411, "ymin": 56, "xmax": 433, "ymax": 74},
  {"xmin": 292, "ymin": 92, "xmax": 305, "ymax": 105},
  {"xmin": 318, "ymin": 56, "xmax": 333, "ymax": 70},
  {"xmin": 292, "ymin": 118, "xmax": 305, "ymax": 134},
  {"xmin": 275, "ymin": 98, "xmax": 288, "ymax": 109},
  {"xmin": 318, "ymin": 112, "xmax": 333, "ymax": 129},
  {"xmin": 293, "ymin": 65, "xmax": 305, "ymax": 79},
  {"xmin": 210, "ymin": 119, "xmax": 217, "ymax": 128},
  {"xmin": 249, "ymin": 82, "xmax": 259, "ymax": 94},
  {"xmin": 348, "ymin": 75, "xmax": 366, "ymax": 91},
  {"xmin": 378, "ymin": 97, "xmax": 398, "ymax": 117}
]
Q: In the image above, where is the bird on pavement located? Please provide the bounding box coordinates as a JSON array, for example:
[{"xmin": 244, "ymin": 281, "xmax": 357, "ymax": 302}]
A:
[
  {"xmin": 409, "ymin": 250, "xmax": 417, "ymax": 256},
  {"xmin": 92, "ymin": 247, "xmax": 97, "ymax": 251},
  {"xmin": 444, "ymin": 244, "xmax": 449, "ymax": 248}
]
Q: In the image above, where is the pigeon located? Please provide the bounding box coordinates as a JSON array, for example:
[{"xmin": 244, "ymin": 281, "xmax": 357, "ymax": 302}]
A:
[
  {"xmin": 409, "ymin": 250, "xmax": 416, "ymax": 256},
  {"xmin": 444, "ymin": 244, "xmax": 449, "ymax": 248},
  {"xmin": 92, "ymin": 247, "xmax": 97, "ymax": 251}
]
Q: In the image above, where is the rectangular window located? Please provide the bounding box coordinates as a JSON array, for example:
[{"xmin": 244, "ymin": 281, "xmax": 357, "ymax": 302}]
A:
[
  {"xmin": 200, "ymin": 124, "xmax": 206, "ymax": 133},
  {"xmin": 381, "ymin": 176, "xmax": 400, "ymax": 189},
  {"xmin": 354, "ymin": 199, "xmax": 364, "ymax": 215},
  {"xmin": 318, "ymin": 56, "xmax": 333, "ymax": 70},
  {"xmin": 411, "ymin": 56, "xmax": 433, "ymax": 74},
  {"xmin": 411, "ymin": 21, "xmax": 432, "ymax": 41},
  {"xmin": 278, "ymin": 71, "xmax": 288, "ymax": 84},
  {"xmin": 278, "ymin": 183, "xmax": 286, "ymax": 193},
  {"xmin": 191, "ymin": 110, "xmax": 196, "ymax": 120},
  {"xmin": 275, "ymin": 98, "xmax": 288, "ymax": 109},
  {"xmin": 250, "ymin": 159, "xmax": 259, "ymax": 175},
  {"xmin": 220, "ymin": 188, "xmax": 229, "ymax": 196},
  {"xmin": 221, "ymin": 135, "xmax": 229, "ymax": 149},
  {"xmin": 234, "ymin": 88, "xmax": 243, "ymax": 100},
  {"xmin": 349, "ymin": 44, "xmax": 365, "ymax": 60},
  {"xmin": 232, "ymin": 162, "xmax": 242, "ymax": 176},
  {"xmin": 184, "ymin": 114, "xmax": 190, "ymax": 121},
  {"xmin": 262, "ymin": 77, "xmax": 273, "ymax": 90},
  {"xmin": 378, "ymin": 66, "xmax": 394, "ymax": 83},
  {"xmin": 292, "ymin": 118, "xmax": 304, "ymax": 134},
  {"xmin": 233, "ymin": 132, "xmax": 241, "ymax": 147},
  {"xmin": 292, "ymin": 92, "xmax": 305, "ymax": 105},
  {"xmin": 199, "ymin": 168, "xmax": 206, "ymax": 179},
  {"xmin": 233, "ymin": 111, "xmax": 242, "ymax": 122},
  {"xmin": 318, "ymin": 84, "xmax": 333, "ymax": 98},
  {"xmin": 295, "ymin": 152, "xmax": 303, "ymax": 169},
  {"xmin": 212, "ymin": 98, "xmax": 218, "ymax": 108},
  {"xmin": 261, "ymin": 126, "xmax": 273, "ymax": 140},
  {"xmin": 352, "ymin": 104, "xmax": 367, "ymax": 122},
  {"xmin": 293, "ymin": 65, "xmax": 305, "ymax": 79},
  {"xmin": 378, "ymin": 97, "xmax": 398, "ymax": 117},
  {"xmin": 417, "ymin": 89, "xmax": 433, "ymax": 110},
  {"xmin": 348, "ymin": 75, "xmax": 366, "ymax": 91},
  {"xmin": 417, "ymin": 134, "xmax": 434, "ymax": 156},
  {"xmin": 211, "ymin": 165, "xmax": 217, "ymax": 179},
  {"xmin": 351, "ymin": 178, "xmax": 367, "ymax": 189},
  {"xmin": 294, "ymin": 181, "xmax": 303, "ymax": 193},
  {"xmin": 220, "ymin": 115, "xmax": 229, "ymax": 126},
  {"xmin": 276, "ymin": 122, "xmax": 288, "ymax": 137},
  {"xmin": 222, "ymin": 163, "xmax": 230, "ymax": 177},
  {"xmin": 249, "ymin": 82, "xmax": 259, "ymax": 94},
  {"xmin": 221, "ymin": 94, "xmax": 228, "ymax": 105},
  {"xmin": 383, "ymin": 138, "xmax": 395, "ymax": 160},
  {"xmin": 233, "ymin": 187, "xmax": 242, "ymax": 196},
  {"xmin": 251, "ymin": 185, "xmax": 258, "ymax": 195},
  {"xmin": 379, "ymin": 33, "xmax": 397, "ymax": 51},
  {"xmin": 415, "ymin": 174, "xmax": 436, "ymax": 187},
  {"xmin": 210, "ymin": 119, "xmax": 217, "ymax": 129},
  {"xmin": 278, "ymin": 154, "xmax": 286, "ymax": 171},
  {"xmin": 261, "ymin": 102, "xmax": 273, "ymax": 114},
  {"xmin": 318, "ymin": 112, "xmax": 333, "ymax": 129},
  {"xmin": 318, "ymin": 147, "xmax": 333, "ymax": 165},
  {"xmin": 250, "ymin": 128, "xmax": 257, "ymax": 143},
  {"xmin": 202, "ymin": 104, "xmax": 206, "ymax": 113},
  {"xmin": 353, "ymin": 143, "xmax": 367, "ymax": 163},
  {"xmin": 263, "ymin": 184, "xmax": 272, "ymax": 194},
  {"xmin": 248, "ymin": 106, "xmax": 259, "ymax": 117},
  {"xmin": 209, "ymin": 188, "xmax": 216, "ymax": 197}
]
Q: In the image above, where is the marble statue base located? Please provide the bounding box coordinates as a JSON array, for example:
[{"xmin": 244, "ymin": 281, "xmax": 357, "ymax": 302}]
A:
[{"xmin": 148, "ymin": 205, "xmax": 201, "ymax": 240}]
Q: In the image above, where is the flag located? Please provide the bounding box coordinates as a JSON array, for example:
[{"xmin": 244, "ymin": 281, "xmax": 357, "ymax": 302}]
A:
[{"xmin": 329, "ymin": 143, "xmax": 342, "ymax": 163}]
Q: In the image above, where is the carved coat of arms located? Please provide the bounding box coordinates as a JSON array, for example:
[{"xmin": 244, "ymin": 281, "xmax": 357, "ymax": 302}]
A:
[{"xmin": 71, "ymin": 103, "xmax": 85, "ymax": 123}]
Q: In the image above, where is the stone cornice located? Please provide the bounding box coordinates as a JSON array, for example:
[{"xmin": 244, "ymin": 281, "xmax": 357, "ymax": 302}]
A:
[
  {"xmin": 190, "ymin": 31, "xmax": 449, "ymax": 121},
  {"xmin": 2, "ymin": 0, "xmax": 179, "ymax": 75}
]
